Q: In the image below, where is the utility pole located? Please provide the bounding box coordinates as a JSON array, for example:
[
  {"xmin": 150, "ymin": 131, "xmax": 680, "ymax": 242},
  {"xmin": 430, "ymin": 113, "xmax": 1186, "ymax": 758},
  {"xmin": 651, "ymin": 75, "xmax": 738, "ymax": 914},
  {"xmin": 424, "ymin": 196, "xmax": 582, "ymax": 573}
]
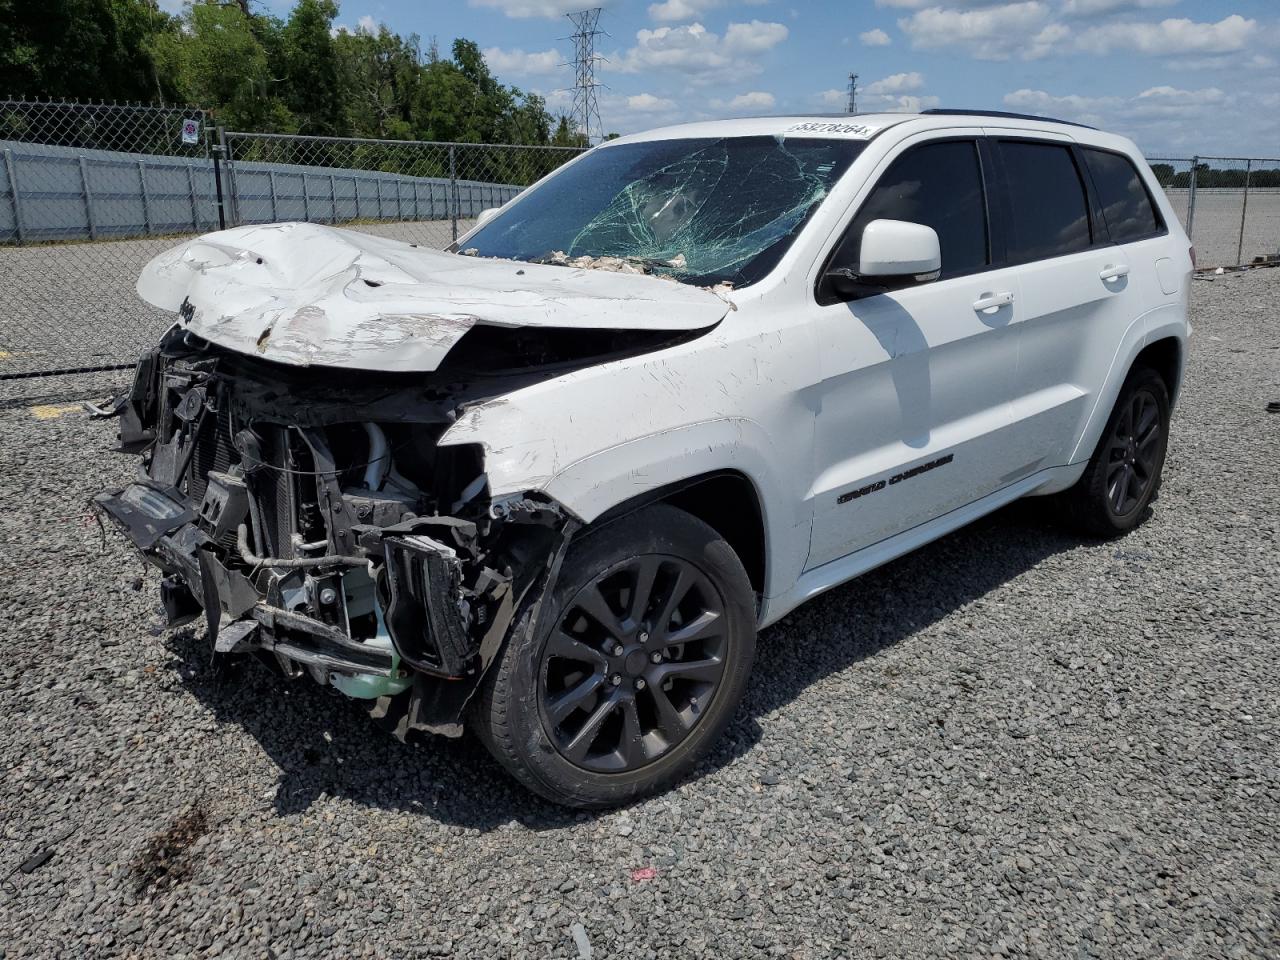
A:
[
  {"xmin": 846, "ymin": 73, "xmax": 858, "ymax": 114},
  {"xmin": 566, "ymin": 9, "xmax": 605, "ymax": 145}
]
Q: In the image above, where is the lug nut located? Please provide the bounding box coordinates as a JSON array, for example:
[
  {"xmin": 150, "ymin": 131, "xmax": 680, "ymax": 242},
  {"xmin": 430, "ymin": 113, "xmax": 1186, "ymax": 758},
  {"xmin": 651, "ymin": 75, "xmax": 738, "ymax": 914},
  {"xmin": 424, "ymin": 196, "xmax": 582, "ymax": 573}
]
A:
[
  {"xmin": 635, "ymin": 678, "xmax": 647, "ymax": 691},
  {"xmin": 610, "ymin": 674, "xmax": 622, "ymax": 687},
  {"xmin": 650, "ymin": 651, "xmax": 663, "ymax": 664},
  {"xmin": 612, "ymin": 643, "xmax": 625, "ymax": 656},
  {"xmin": 319, "ymin": 587, "xmax": 338, "ymax": 605},
  {"xmin": 638, "ymin": 631, "xmax": 649, "ymax": 644}
]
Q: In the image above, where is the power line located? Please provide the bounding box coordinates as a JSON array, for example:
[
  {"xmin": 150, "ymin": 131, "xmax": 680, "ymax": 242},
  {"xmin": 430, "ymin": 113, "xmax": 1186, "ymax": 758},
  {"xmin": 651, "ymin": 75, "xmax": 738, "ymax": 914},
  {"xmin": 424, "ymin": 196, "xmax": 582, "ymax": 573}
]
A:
[{"xmin": 566, "ymin": 8, "xmax": 605, "ymax": 145}]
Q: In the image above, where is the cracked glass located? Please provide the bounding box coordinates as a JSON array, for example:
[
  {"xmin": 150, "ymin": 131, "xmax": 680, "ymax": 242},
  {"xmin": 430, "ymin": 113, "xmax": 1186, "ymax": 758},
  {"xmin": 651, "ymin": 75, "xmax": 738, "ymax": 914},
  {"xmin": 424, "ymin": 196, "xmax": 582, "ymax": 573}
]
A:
[{"xmin": 463, "ymin": 136, "xmax": 865, "ymax": 287}]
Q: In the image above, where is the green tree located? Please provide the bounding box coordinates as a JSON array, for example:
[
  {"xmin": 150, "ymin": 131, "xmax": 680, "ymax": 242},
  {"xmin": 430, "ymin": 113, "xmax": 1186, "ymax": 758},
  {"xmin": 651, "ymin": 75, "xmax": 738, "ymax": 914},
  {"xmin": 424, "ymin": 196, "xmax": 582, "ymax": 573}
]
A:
[
  {"xmin": 0, "ymin": 0, "xmax": 174, "ymax": 103},
  {"xmin": 281, "ymin": 0, "xmax": 343, "ymax": 135},
  {"xmin": 149, "ymin": 1, "xmax": 292, "ymax": 132}
]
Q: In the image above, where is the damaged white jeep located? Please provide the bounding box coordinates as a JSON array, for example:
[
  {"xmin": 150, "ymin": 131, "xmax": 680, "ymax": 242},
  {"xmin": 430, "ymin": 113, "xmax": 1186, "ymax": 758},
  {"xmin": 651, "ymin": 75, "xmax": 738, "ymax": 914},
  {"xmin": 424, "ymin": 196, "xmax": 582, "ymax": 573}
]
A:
[{"xmin": 96, "ymin": 111, "xmax": 1190, "ymax": 807}]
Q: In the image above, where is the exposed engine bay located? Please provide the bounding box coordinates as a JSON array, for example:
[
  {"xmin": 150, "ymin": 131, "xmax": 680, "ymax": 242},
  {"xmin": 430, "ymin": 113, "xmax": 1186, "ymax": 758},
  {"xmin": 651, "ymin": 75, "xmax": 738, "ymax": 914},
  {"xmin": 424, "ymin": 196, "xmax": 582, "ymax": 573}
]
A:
[{"xmin": 91, "ymin": 326, "xmax": 605, "ymax": 737}]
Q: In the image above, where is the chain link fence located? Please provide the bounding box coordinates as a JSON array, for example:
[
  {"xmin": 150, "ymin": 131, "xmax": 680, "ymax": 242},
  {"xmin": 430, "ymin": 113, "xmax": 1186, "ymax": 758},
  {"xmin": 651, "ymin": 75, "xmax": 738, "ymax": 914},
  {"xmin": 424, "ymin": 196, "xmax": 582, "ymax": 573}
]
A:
[
  {"xmin": 2, "ymin": 98, "xmax": 1279, "ymax": 382},
  {"xmin": 0, "ymin": 99, "xmax": 583, "ymax": 381},
  {"xmin": 1148, "ymin": 156, "xmax": 1280, "ymax": 270}
]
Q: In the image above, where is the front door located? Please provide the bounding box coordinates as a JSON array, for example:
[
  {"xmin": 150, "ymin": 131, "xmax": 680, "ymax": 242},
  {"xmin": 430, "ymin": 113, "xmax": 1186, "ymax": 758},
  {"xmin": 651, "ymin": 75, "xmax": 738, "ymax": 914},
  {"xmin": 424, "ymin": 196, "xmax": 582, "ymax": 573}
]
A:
[{"xmin": 804, "ymin": 136, "xmax": 1026, "ymax": 570}]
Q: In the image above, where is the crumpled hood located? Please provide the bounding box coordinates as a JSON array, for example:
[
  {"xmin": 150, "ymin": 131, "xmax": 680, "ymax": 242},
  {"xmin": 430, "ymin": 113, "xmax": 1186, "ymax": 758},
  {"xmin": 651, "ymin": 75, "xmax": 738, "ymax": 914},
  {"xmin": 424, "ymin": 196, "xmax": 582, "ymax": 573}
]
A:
[{"xmin": 136, "ymin": 221, "xmax": 731, "ymax": 371}]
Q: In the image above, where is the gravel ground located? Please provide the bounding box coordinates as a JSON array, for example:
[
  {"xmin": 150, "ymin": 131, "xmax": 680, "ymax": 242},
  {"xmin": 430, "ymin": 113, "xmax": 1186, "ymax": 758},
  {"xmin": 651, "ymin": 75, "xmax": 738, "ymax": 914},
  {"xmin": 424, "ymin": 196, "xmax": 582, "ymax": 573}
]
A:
[{"xmin": 1, "ymin": 268, "xmax": 1278, "ymax": 959}]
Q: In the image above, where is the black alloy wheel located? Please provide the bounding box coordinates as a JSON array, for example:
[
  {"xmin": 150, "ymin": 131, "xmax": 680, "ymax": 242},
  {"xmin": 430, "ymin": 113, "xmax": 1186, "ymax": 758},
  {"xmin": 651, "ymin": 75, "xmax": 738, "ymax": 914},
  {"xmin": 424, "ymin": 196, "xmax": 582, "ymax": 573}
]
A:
[
  {"xmin": 538, "ymin": 554, "xmax": 728, "ymax": 773},
  {"xmin": 1060, "ymin": 364, "xmax": 1171, "ymax": 537},
  {"xmin": 472, "ymin": 503, "xmax": 756, "ymax": 808},
  {"xmin": 1105, "ymin": 386, "xmax": 1163, "ymax": 517}
]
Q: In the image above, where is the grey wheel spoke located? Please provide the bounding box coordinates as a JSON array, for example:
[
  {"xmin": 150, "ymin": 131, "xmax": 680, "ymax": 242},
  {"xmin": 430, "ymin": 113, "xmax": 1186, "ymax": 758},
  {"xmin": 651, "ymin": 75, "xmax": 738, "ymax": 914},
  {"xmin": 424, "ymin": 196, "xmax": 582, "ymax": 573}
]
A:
[
  {"xmin": 618, "ymin": 697, "xmax": 646, "ymax": 766},
  {"xmin": 647, "ymin": 683, "xmax": 692, "ymax": 742},
  {"xmin": 654, "ymin": 566, "xmax": 692, "ymax": 633},
  {"xmin": 627, "ymin": 556, "xmax": 660, "ymax": 624},
  {"xmin": 562, "ymin": 697, "xmax": 617, "ymax": 763},
  {"xmin": 545, "ymin": 629, "xmax": 608, "ymax": 668},
  {"xmin": 575, "ymin": 583, "xmax": 625, "ymax": 638},
  {"xmin": 1135, "ymin": 399, "xmax": 1158, "ymax": 439},
  {"xmin": 1109, "ymin": 466, "xmax": 1129, "ymax": 512},
  {"xmin": 654, "ymin": 656, "xmax": 724, "ymax": 685},
  {"xmin": 546, "ymin": 672, "xmax": 604, "ymax": 725},
  {"xmin": 663, "ymin": 608, "xmax": 723, "ymax": 647}
]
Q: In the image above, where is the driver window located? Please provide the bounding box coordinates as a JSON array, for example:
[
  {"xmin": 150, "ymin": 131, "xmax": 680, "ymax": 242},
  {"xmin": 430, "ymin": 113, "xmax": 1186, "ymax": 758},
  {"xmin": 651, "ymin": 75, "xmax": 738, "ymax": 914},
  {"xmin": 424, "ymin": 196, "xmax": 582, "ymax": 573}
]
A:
[{"xmin": 830, "ymin": 140, "xmax": 989, "ymax": 280}]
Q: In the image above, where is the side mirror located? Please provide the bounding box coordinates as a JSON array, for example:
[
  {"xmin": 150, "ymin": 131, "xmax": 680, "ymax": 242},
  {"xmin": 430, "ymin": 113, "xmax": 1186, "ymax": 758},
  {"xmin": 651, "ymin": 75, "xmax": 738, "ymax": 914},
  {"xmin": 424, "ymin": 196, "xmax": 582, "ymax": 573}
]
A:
[
  {"xmin": 476, "ymin": 207, "xmax": 501, "ymax": 227},
  {"xmin": 824, "ymin": 219, "xmax": 942, "ymax": 300}
]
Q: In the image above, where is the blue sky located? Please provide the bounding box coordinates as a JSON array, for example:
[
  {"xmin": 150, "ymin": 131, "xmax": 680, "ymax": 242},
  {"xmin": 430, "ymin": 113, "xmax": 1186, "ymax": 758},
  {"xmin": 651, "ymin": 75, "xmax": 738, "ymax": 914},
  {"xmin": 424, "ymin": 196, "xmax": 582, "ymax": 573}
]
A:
[{"xmin": 283, "ymin": 0, "xmax": 1278, "ymax": 156}]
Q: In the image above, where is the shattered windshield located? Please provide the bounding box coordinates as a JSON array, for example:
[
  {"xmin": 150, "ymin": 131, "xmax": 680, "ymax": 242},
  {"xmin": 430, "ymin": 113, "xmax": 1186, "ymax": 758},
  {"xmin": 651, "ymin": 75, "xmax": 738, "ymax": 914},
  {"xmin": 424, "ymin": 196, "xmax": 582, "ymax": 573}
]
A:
[{"xmin": 462, "ymin": 136, "xmax": 865, "ymax": 287}]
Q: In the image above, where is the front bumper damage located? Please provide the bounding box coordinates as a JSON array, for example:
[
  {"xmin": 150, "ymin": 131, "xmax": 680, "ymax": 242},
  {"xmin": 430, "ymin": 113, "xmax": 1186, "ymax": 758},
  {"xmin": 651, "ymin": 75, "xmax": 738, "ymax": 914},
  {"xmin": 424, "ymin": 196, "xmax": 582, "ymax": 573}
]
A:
[{"xmin": 94, "ymin": 332, "xmax": 573, "ymax": 737}]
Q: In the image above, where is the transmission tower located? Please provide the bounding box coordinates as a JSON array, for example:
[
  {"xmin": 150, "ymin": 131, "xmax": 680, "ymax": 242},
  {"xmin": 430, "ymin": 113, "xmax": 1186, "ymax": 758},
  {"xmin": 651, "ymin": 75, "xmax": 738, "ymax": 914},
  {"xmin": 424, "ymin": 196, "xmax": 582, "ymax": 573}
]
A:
[
  {"xmin": 846, "ymin": 73, "xmax": 859, "ymax": 114},
  {"xmin": 567, "ymin": 8, "xmax": 605, "ymax": 145}
]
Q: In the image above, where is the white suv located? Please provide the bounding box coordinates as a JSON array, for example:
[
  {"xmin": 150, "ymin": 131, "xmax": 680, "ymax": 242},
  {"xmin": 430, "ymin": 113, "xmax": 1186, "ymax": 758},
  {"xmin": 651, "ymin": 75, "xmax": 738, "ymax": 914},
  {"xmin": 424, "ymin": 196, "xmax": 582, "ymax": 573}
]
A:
[{"xmin": 98, "ymin": 111, "xmax": 1189, "ymax": 807}]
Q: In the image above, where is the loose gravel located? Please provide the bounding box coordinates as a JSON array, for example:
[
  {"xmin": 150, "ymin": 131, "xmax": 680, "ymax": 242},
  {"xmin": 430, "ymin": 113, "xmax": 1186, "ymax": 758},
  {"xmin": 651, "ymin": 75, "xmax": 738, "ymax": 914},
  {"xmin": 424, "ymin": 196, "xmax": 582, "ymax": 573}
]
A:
[{"xmin": 1, "ymin": 268, "xmax": 1278, "ymax": 959}]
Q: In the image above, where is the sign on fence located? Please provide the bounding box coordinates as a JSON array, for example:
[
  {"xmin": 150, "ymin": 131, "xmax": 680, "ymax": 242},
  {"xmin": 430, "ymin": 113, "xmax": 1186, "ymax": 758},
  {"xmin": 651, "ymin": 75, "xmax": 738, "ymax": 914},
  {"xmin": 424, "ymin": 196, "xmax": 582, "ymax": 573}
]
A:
[{"xmin": 181, "ymin": 119, "xmax": 200, "ymax": 146}]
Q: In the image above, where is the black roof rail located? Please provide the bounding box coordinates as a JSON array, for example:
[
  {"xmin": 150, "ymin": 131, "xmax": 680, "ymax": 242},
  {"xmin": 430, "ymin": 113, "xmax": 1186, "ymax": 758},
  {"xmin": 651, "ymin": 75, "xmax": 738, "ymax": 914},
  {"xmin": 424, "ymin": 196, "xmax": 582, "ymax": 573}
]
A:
[{"xmin": 920, "ymin": 108, "xmax": 1096, "ymax": 130}]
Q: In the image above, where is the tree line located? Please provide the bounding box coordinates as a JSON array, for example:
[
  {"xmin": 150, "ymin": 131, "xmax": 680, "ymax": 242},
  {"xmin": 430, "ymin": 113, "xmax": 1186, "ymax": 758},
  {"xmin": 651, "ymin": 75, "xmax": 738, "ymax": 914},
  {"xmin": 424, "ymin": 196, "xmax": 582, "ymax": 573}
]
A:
[
  {"xmin": 0, "ymin": 0, "xmax": 588, "ymax": 148},
  {"xmin": 1151, "ymin": 163, "xmax": 1280, "ymax": 189}
]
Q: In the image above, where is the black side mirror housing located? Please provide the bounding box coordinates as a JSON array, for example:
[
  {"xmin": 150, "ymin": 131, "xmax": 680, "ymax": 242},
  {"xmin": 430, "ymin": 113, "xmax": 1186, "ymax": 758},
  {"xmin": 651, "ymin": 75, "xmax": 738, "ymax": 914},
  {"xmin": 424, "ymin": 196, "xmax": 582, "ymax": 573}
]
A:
[{"xmin": 823, "ymin": 266, "xmax": 933, "ymax": 302}]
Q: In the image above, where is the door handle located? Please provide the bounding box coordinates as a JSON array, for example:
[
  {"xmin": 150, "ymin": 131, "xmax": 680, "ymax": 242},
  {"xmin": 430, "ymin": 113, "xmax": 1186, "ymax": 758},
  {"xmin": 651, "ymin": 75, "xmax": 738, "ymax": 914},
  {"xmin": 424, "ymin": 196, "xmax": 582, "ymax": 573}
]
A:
[
  {"xmin": 1100, "ymin": 264, "xmax": 1130, "ymax": 282},
  {"xmin": 973, "ymin": 291, "xmax": 1014, "ymax": 312}
]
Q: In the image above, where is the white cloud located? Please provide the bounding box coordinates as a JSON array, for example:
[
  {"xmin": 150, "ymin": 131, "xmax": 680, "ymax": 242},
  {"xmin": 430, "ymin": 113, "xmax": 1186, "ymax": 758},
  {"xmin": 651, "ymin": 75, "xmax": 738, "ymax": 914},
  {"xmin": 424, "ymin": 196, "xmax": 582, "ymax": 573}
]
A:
[
  {"xmin": 357, "ymin": 14, "xmax": 376, "ymax": 33},
  {"xmin": 482, "ymin": 47, "xmax": 563, "ymax": 76},
  {"xmin": 866, "ymin": 71, "xmax": 924, "ymax": 95},
  {"xmin": 468, "ymin": 0, "xmax": 616, "ymax": 19},
  {"xmin": 727, "ymin": 90, "xmax": 776, "ymax": 110},
  {"xmin": 898, "ymin": 2, "xmax": 1057, "ymax": 61},
  {"xmin": 860, "ymin": 28, "xmax": 892, "ymax": 46},
  {"xmin": 611, "ymin": 20, "xmax": 788, "ymax": 83},
  {"xmin": 626, "ymin": 93, "xmax": 678, "ymax": 112},
  {"xmin": 1060, "ymin": 0, "xmax": 1177, "ymax": 14},
  {"xmin": 1076, "ymin": 15, "xmax": 1255, "ymax": 56},
  {"xmin": 861, "ymin": 73, "xmax": 939, "ymax": 112},
  {"xmin": 724, "ymin": 20, "xmax": 790, "ymax": 54},
  {"xmin": 818, "ymin": 88, "xmax": 847, "ymax": 108},
  {"xmin": 647, "ymin": 0, "xmax": 720, "ymax": 21}
]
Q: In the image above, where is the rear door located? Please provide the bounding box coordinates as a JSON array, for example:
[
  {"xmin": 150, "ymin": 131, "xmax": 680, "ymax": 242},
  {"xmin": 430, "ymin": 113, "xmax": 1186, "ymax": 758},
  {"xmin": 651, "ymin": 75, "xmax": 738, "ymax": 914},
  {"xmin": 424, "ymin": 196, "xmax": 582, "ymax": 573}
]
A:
[
  {"xmin": 987, "ymin": 135, "xmax": 1143, "ymax": 470},
  {"xmin": 803, "ymin": 134, "xmax": 1026, "ymax": 569}
]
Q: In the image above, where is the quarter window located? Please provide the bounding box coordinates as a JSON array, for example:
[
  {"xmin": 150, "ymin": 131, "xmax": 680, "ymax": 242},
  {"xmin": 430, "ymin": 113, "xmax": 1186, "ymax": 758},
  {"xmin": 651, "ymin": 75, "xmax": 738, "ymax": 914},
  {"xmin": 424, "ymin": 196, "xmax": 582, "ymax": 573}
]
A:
[
  {"xmin": 829, "ymin": 140, "xmax": 989, "ymax": 282},
  {"xmin": 998, "ymin": 141, "xmax": 1092, "ymax": 262},
  {"xmin": 1082, "ymin": 148, "xmax": 1164, "ymax": 243}
]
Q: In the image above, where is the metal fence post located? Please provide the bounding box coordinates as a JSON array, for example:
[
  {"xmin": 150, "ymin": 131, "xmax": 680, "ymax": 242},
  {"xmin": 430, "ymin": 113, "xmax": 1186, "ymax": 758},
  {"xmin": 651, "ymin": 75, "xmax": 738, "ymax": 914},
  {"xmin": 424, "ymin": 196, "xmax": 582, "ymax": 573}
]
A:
[
  {"xmin": 79, "ymin": 156, "xmax": 97, "ymax": 241},
  {"xmin": 1186, "ymin": 156, "xmax": 1198, "ymax": 241},
  {"xmin": 186, "ymin": 162, "xmax": 199, "ymax": 231},
  {"xmin": 301, "ymin": 172, "xmax": 311, "ymax": 222},
  {"xmin": 329, "ymin": 173, "xmax": 337, "ymax": 223},
  {"xmin": 4, "ymin": 149, "xmax": 25, "ymax": 244},
  {"xmin": 1236, "ymin": 158, "xmax": 1251, "ymax": 267},
  {"xmin": 449, "ymin": 144, "xmax": 458, "ymax": 242},
  {"xmin": 138, "ymin": 159, "xmax": 152, "ymax": 236},
  {"xmin": 211, "ymin": 128, "xmax": 228, "ymax": 231},
  {"xmin": 268, "ymin": 170, "xmax": 279, "ymax": 221}
]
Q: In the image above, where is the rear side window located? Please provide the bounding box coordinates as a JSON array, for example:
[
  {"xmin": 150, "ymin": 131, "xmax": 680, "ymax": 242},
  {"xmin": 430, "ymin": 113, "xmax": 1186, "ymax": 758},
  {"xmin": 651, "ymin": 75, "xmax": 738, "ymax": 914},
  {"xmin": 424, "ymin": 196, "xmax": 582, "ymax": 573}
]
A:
[
  {"xmin": 830, "ymin": 139, "xmax": 989, "ymax": 280},
  {"xmin": 998, "ymin": 141, "xmax": 1091, "ymax": 262},
  {"xmin": 1082, "ymin": 148, "xmax": 1164, "ymax": 243}
]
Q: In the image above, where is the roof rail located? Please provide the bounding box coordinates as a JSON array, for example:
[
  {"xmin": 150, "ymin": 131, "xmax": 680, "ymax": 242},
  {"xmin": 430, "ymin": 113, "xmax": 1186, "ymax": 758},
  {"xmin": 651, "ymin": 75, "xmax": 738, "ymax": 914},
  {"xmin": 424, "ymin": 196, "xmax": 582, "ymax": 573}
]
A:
[{"xmin": 920, "ymin": 108, "xmax": 1096, "ymax": 130}]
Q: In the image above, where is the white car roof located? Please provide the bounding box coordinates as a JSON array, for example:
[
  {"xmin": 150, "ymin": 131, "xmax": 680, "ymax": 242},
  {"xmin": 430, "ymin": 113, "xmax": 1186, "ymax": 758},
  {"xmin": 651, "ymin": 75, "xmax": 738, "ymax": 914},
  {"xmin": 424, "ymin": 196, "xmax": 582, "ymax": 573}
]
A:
[{"xmin": 605, "ymin": 111, "xmax": 1128, "ymax": 150}]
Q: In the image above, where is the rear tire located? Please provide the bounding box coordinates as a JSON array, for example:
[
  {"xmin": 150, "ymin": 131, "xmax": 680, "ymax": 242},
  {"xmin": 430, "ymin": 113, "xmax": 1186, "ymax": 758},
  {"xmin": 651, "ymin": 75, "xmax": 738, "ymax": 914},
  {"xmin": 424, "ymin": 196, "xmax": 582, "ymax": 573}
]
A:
[
  {"xmin": 1060, "ymin": 365, "xmax": 1170, "ymax": 537},
  {"xmin": 473, "ymin": 504, "xmax": 756, "ymax": 809}
]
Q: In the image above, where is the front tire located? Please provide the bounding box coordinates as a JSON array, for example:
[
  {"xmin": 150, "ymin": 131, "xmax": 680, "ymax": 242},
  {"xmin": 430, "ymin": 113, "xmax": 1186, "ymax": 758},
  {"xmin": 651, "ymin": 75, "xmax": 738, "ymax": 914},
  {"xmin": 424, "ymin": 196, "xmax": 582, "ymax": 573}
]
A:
[
  {"xmin": 473, "ymin": 504, "xmax": 757, "ymax": 808},
  {"xmin": 1060, "ymin": 365, "xmax": 1171, "ymax": 537}
]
